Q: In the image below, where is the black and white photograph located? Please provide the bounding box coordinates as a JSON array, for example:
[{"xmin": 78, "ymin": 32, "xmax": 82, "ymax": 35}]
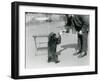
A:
[
  {"xmin": 11, "ymin": 1, "xmax": 97, "ymax": 79},
  {"xmin": 25, "ymin": 12, "xmax": 90, "ymax": 68}
]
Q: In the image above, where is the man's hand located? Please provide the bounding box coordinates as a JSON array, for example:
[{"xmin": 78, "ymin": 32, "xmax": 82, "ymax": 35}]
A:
[
  {"xmin": 60, "ymin": 30, "xmax": 66, "ymax": 35},
  {"xmin": 79, "ymin": 30, "xmax": 82, "ymax": 35}
]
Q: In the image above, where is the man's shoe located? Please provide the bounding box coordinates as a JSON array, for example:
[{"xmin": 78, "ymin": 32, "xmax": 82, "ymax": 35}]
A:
[
  {"xmin": 73, "ymin": 50, "xmax": 81, "ymax": 56},
  {"xmin": 78, "ymin": 52, "xmax": 87, "ymax": 58}
]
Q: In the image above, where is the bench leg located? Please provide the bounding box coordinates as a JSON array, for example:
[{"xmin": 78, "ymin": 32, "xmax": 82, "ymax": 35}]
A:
[{"xmin": 34, "ymin": 37, "xmax": 38, "ymax": 56}]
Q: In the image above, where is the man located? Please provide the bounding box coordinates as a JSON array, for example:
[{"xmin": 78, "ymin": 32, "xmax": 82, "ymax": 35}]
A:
[
  {"xmin": 48, "ymin": 32, "xmax": 61, "ymax": 63},
  {"xmin": 68, "ymin": 15, "xmax": 89, "ymax": 58}
]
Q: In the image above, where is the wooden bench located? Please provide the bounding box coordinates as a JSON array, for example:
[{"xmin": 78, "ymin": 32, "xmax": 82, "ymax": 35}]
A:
[{"xmin": 32, "ymin": 34, "xmax": 48, "ymax": 56}]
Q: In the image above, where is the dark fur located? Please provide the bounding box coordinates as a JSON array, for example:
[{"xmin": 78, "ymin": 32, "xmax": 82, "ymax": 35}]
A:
[{"xmin": 48, "ymin": 32, "xmax": 61, "ymax": 63}]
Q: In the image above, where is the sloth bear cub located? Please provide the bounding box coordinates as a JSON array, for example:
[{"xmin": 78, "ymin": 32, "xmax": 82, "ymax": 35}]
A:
[{"xmin": 48, "ymin": 32, "xmax": 61, "ymax": 63}]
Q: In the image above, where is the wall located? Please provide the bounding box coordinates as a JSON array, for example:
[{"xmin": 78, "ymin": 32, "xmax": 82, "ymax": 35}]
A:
[{"xmin": 0, "ymin": 0, "xmax": 99, "ymax": 81}]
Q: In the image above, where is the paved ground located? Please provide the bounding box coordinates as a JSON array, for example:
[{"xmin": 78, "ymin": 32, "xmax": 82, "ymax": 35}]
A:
[{"xmin": 25, "ymin": 21, "xmax": 89, "ymax": 69}]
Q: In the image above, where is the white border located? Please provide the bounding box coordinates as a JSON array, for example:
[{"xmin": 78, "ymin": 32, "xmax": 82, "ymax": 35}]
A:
[{"xmin": 19, "ymin": 5, "xmax": 95, "ymax": 76}]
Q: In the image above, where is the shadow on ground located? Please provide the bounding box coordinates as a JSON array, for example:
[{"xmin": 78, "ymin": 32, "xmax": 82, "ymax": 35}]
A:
[{"xmin": 57, "ymin": 43, "xmax": 77, "ymax": 55}]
